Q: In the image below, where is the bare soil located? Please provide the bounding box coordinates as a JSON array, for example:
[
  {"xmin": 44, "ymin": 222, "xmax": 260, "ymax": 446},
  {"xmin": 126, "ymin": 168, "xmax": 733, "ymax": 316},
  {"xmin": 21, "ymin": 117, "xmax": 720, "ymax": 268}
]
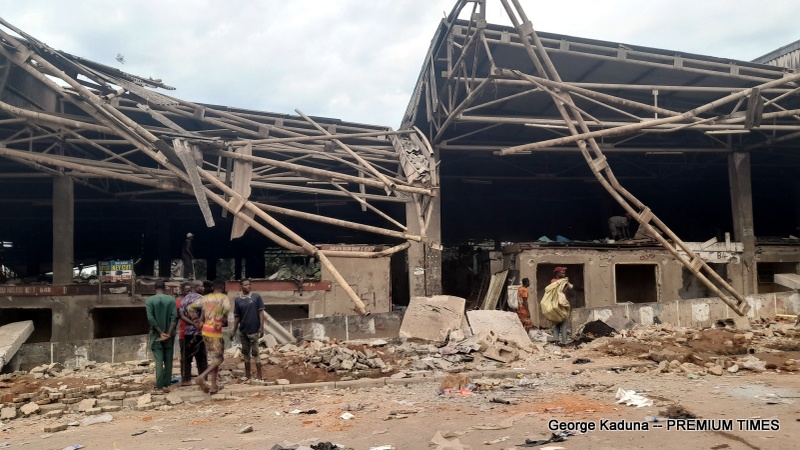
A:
[{"xmin": 1, "ymin": 353, "xmax": 799, "ymax": 449}]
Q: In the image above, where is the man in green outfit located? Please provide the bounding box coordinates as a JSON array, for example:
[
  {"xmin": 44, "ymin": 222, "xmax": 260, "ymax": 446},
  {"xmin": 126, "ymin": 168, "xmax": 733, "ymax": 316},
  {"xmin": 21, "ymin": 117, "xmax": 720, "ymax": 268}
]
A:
[{"xmin": 145, "ymin": 279, "xmax": 178, "ymax": 394}]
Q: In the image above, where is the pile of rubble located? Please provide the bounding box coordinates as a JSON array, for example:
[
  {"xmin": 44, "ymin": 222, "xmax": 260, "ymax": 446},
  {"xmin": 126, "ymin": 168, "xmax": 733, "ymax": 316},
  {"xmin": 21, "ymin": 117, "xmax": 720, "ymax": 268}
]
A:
[
  {"xmin": 0, "ymin": 376, "xmax": 223, "ymax": 432},
  {"xmin": 583, "ymin": 317, "xmax": 799, "ymax": 376},
  {"xmin": 261, "ymin": 340, "xmax": 392, "ymax": 374},
  {"xmin": 24, "ymin": 360, "xmax": 152, "ymax": 381}
]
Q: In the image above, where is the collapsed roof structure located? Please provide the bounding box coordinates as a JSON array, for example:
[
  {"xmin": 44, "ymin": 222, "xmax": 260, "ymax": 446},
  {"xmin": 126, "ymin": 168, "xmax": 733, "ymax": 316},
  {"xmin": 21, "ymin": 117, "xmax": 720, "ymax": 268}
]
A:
[
  {"xmin": 0, "ymin": 18, "xmax": 438, "ymax": 315},
  {"xmin": 1, "ymin": 0, "xmax": 799, "ymax": 326},
  {"xmin": 401, "ymin": 0, "xmax": 800, "ymax": 316}
]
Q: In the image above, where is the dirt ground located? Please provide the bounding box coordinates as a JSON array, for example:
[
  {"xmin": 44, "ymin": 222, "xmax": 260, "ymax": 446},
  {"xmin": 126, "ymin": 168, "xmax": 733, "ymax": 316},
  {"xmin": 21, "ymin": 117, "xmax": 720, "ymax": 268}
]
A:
[{"xmin": 2, "ymin": 351, "xmax": 799, "ymax": 450}]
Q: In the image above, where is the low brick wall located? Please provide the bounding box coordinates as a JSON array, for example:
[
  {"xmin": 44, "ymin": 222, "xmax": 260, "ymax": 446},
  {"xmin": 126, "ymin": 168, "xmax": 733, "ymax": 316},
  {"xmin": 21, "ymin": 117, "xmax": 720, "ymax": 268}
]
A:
[
  {"xmin": 4, "ymin": 311, "xmax": 405, "ymax": 372},
  {"xmin": 571, "ymin": 291, "xmax": 799, "ymax": 330}
]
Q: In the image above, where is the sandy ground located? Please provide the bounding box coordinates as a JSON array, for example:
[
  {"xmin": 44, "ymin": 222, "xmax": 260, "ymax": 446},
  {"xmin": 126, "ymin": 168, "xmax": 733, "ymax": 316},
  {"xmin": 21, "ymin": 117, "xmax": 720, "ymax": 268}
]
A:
[{"xmin": 1, "ymin": 352, "xmax": 799, "ymax": 450}]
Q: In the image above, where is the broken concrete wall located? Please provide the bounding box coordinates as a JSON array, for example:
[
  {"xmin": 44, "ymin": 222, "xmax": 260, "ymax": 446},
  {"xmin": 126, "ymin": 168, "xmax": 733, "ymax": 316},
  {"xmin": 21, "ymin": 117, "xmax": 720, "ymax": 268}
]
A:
[
  {"xmin": 281, "ymin": 311, "xmax": 403, "ymax": 342},
  {"xmin": 4, "ymin": 311, "xmax": 403, "ymax": 371},
  {"xmin": 508, "ymin": 244, "xmax": 756, "ymax": 328},
  {"xmin": 465, "ymin": 310, "xmax": 530, "ymax": 349},
  {"xmin": 226, "ymin": 288, "xmax": 327, "ymax": 319},
  {"xmin": 5, "ymin": 335, "xmax": 150, "ymax": 373},
  {"xmin": 756, "ymin": 247, "xmax": 800, "ymax": 293},
  {"xmin": 399, "ymin": 295, "xmax": 466, "ymax": 344},
  {"xmin": 0, "ymin": 294, "xmax": 145, "ymax": 342},
  {"xmin": 572, "ymin": 290, "xmax": 799, "ymax": 331},
  {"xmin": 0, "ymin": 321, "xmax": 33, "ymax": 371},
  {"xmin": 5, "ymin": 256, "xmax": 391, "ymax": 343},
  {"xmin": 320, "ymin": 253, "xmax": 392, "ymax": 316}
]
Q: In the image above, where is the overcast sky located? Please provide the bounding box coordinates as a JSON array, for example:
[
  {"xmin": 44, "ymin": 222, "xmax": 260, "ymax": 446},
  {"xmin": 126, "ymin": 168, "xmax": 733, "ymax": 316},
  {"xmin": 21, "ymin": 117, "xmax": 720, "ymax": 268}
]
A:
[{"xmin": 3, "ymin": 1, "xmax": 799, "ymax": 129}]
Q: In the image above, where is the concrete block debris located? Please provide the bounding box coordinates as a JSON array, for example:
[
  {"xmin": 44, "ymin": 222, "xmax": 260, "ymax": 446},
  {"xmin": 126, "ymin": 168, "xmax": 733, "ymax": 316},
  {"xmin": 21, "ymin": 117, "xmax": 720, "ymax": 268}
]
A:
[
  {"xmin": 399, "ymin": 295, "xmax": 466, "ymax": 344},
  {"xmin": 466, "ymin": 310, "xmax": 531, "ymax": 350},
  {"xmin": 0, "ymin": 320, "xmax": 34, "ymax": 371}
]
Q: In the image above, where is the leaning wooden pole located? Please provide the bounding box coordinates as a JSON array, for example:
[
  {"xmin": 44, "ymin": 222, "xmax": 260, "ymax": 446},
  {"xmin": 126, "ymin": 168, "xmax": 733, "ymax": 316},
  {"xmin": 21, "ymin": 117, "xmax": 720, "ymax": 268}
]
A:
[
  {"xmin": 197, "ymin": 168, "xmax": 369, "ymax": 315},
  {"xmin": 295, "ymin": 109, "xmax": 397, "ymax": 191}
]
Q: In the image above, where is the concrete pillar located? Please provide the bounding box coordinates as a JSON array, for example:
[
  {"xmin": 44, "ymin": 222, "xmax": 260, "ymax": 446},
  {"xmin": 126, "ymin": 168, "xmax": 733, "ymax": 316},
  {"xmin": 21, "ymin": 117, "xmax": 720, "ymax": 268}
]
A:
[
  {"xmin": 52, "ymin": 175, "xmax": 74, "ymax": 285},
  {"xmin": 728, "ymin": 152, "xmax": 757, "ymax": 295},
  {"xmin": 406, "ymin": 195, "xmax": 442, "ymax": 298}
]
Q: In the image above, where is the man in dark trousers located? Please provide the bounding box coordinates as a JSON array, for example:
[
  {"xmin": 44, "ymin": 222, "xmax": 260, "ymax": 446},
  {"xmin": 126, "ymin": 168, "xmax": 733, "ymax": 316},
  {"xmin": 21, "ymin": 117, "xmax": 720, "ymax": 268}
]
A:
[
  {"xmin": 178, "ymin": 280, "xmax": 208, "ymax": 386},
  {"xmin": 145, "ymin": 279, "xmax": 178, "ymax": 394},
  {"xmin": 182, "ymin": 232, "xmax": 194, "ymax": 278},
  {"xmin": 175, "ymin": 281, "xmax": 191, "ymax": 385},
  {"xmin": 232, "ymin": 279, "xmax": 266, "ymax": 381}
]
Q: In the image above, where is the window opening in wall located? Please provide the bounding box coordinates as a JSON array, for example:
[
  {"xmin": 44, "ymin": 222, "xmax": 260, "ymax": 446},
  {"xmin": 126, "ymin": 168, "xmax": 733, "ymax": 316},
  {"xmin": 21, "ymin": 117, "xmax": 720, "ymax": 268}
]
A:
[
  {"xmin": 264, "ymin": 304, "xmax": 310, "ymax": 322},
  {"xmin": 757, "ymin": 262, "xmax": 797, "ymax": 294},
  {"xmin": 615, "ymin": 264, "xmax": 658, "ymax": 304},
  {"xmin": 92, "ymin": 307, "xmax": 149, "ymax": 338},
  {"xmin": 0, "ymin": 308, "xmax": 51, "ymax": 342},
  {"xmin": 535, "ymin": 264, "xmax": 585, "ymax": 308}
]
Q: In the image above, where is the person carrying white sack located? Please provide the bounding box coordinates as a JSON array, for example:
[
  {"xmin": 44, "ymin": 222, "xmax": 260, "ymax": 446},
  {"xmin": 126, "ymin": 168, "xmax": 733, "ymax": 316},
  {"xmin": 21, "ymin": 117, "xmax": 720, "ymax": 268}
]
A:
[{"xmin": 540, "ymin": 266, "xmax": 573, "ymax": 345}]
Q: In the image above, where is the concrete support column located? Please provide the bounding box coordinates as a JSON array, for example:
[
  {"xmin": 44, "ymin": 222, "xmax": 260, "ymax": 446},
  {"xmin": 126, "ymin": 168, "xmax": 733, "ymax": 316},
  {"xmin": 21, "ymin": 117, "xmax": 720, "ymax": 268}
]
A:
[
  {"xmin": 52, "ymin": 175, "xmax": 74, "ymax": 285},
  {"xmin": 406, "ymin": 195, "xmax": 442, "ymax": 298},
  {"xmin": 728, "ymin": 152, "xmax": 757, "ymax": 295}
]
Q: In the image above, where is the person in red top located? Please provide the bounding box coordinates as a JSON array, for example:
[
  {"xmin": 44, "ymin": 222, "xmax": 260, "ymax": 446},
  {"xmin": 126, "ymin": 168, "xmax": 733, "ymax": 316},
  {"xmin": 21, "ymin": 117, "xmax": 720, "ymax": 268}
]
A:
[
  {"xmin": 516, "ymin": 278, "xmax": 533, "ymax": 331},
  {"xmin": 188, "ymin": 279, "xmax": 230, "ymax": 394},
  {"xmin": 179, "ymin": 280, "xmax": 208, "ymax": 386}
]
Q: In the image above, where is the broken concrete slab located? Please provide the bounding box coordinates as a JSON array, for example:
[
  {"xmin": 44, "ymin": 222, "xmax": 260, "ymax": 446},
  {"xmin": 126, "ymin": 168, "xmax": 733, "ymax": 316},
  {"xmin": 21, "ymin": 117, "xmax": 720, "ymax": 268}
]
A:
[
  {"xmin": 0, "ymin": 321, "xmax": 34, "ymax": 371},
  {"xmin": 481, "ymin": 342, "xmax": 518, "ymax": 363},
  {"xmin": 20, "ymin": 402, "xmax": 39, "ymax": 416},
  {"xmin": 466, "ymin": 310, "xmax": 530, "ymax": 349},
  {"xmin": 774, "ymin": 273, "xmax": 800, "ymax": 290},
  {"xmin": 260, "ymin": 334, "xmax": 278, "ymax": 348},
  {"xmin": 1, "ymin": 406, "xmax": 16, "ymax": 420},
  {"xmin": 264, "ymin": 312, "xmax": 294, "ymax": 344},
  {"xmin": 399, "ymin": 296, "xmax": 466, "ymax": 344},
  {"xmin": 77, "ymin": 398, "xmax": 97, "ymax": 412}
]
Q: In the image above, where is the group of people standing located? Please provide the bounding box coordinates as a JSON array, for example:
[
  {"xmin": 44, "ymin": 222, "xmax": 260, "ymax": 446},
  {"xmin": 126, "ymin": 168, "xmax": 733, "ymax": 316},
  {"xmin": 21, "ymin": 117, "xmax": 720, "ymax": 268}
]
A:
[
  {"xmin": 144, "ymin": 278, "xmax": 266, "ymax": 395},
  {"xmin": 515, "ymin": 267, "xmax": 573, "ymax": 345}
]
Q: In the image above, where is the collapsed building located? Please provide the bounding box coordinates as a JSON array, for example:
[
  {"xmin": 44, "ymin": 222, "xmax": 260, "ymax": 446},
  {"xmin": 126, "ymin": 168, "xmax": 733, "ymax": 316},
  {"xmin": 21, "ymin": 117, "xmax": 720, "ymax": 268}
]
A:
[{"xmin": 1, "ymin": 1, "xmax": 799, "ymax": 363}]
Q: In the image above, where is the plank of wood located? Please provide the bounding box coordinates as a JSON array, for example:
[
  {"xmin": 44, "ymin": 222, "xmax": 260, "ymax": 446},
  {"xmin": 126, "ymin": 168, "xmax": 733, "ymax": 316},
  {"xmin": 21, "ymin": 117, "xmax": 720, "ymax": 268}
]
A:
[
  {"xmin": 230, "ymin": 143, "xmax": 255, "ymax": 239},
  {"xmin": 173, "ymin": 139, "xmax": 214, "ymax": 227}
]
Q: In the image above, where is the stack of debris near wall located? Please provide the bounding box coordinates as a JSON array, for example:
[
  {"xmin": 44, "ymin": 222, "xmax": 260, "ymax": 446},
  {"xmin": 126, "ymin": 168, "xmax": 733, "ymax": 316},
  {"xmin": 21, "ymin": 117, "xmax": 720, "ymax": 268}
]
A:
[
  {"xmin": 262, "ymin": 340, "xmax": 392, "ymax": 374},
  {"xmin": 397, "ymin": 295, "xmax": 537, "ymax": 365},
  {"xmin": 582, "ymin": 317, "xmax": 799, "ymax": 375}
]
